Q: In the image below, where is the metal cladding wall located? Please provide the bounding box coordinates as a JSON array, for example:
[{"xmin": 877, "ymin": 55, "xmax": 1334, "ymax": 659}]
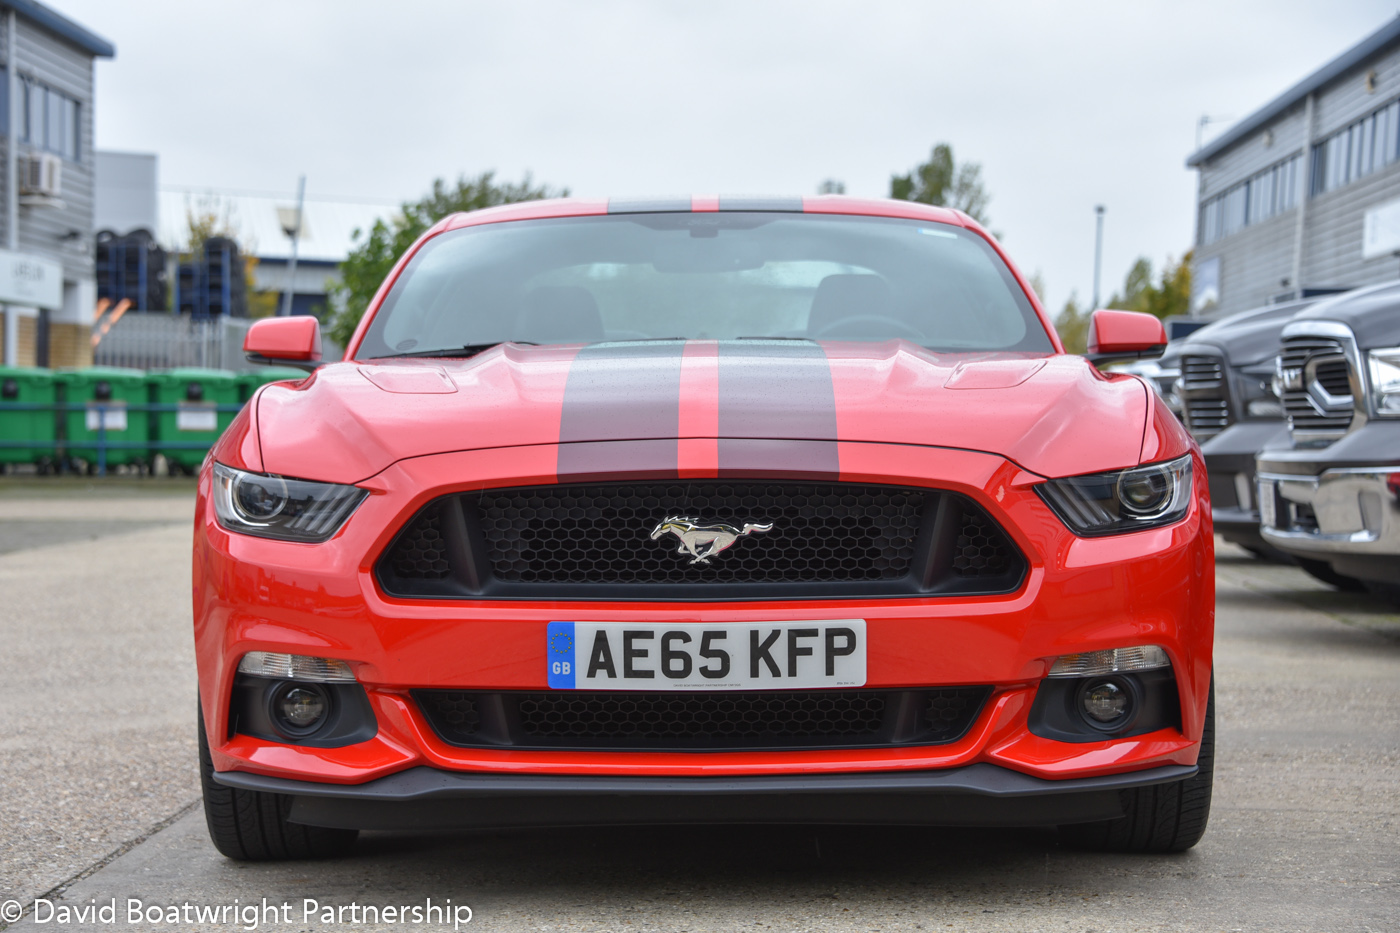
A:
[
  {"xmin": 0, "ymin": 13, "xmax": 98, "ymax": 286},
  {"xmin": 1192, "ymin": 37, "xmax": 1400, "ymax": 315}
]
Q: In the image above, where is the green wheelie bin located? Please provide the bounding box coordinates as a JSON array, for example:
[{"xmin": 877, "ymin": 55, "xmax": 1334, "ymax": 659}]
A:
[
  {"xmin": 54, "ymin": 366, "xmax": 151, "ymax": 471},
  {"xmin": 236, "ymin": 366, "xmax": 307, "ymax": 403},
  {"xmin": 0, "ymin": 366, "xmax": 58, "ymax": 471},
  {"xmin": 149, "ymin": 368, "xmax": 240, "ymax": 474}
]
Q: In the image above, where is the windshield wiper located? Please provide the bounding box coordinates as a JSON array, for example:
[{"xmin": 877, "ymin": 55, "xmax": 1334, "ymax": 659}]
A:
[{"xmin": 369, "ymin": 341, "xmax": 536, "ymax": 360}]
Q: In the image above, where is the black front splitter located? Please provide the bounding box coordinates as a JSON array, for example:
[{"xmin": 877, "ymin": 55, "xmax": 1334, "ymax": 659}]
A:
[{"xmin": 212, "ymin": 762, "xmax": 1196, "ymax": 831}]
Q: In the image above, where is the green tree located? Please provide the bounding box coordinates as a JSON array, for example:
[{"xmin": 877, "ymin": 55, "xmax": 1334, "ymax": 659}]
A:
[
  {"xmin": 1105, "ymin": 252, "xmax": 1193, "ymax": 321},
  {"xmin": 326, "ymin": 171, "xmax": 567, "ymax": 347},
  {"xmin": 1054, "ymin": 292, "xmax": 1090, "ymax": 354},
  {"xmin": 890, "ymin": 143, "xmax": 991, "ymax": 226}
]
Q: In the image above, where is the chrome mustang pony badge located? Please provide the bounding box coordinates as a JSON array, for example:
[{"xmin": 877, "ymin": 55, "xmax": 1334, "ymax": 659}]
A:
[{"xmin": 649, "ymin": 516, "xmax": 774, "ymax": 564}]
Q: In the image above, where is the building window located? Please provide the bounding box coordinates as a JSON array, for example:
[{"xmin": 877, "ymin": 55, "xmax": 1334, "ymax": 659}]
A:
[
  {"xmin": 16, "ymin": 75, "xmax": 81, "ymax": 162},
  {"xmin": 1200, "ymin": 152, "xmax": 1302, "ymax": 245},
  {"xmin": 1312, "ymin": 98, "xmax": 1400, "ymax": 196}
]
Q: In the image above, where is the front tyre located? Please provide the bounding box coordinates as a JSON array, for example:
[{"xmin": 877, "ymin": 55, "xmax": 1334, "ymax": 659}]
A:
[
  {"xmin": 198, "ymin": 704, "xmax": 357, "ymax": 860},
  {"xmin": 1057, "ymin": 676, "xmax": 1215, "ymax": 853}
]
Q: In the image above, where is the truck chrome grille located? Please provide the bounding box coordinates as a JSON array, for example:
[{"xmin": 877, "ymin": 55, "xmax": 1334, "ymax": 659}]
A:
[
  {"xmin": 1278, "ymin": 334, "xmax": 1354, "ymax": 441},
  {"xmin": 1179, "ymin": 355, "xmax": 1224, "ymax": 389},
  {"xmin": 1178, "ymin": 353, "xmax": 1233, "ymax": 440}
]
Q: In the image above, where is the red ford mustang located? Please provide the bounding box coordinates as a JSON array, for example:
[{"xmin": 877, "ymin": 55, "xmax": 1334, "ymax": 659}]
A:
[{"xmin": 194, "ymin": 195, "xmax": 1214, "ymax": 860}]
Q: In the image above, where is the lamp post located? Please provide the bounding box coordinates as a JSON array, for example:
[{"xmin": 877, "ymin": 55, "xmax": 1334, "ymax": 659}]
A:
[
  {"xmin": 1091, "ymin": 205, "xmax": 1105, "ymax": 310},
  {"xmin": 279, "ymin": 175, "xmax": 306, "ymax": 317}
]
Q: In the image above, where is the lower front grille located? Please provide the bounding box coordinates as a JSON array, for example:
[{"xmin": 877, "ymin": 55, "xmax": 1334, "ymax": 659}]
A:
[{"xmin": 414, "ymin": 687, "xmax": 992, "ymax": 751}]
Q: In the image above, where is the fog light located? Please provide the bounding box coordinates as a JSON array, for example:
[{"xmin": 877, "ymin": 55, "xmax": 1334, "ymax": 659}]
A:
[
  {"xmin": 1075, "ymin": 676, "xmax": 1139, "ymax": 732},
  {"xmin": 269, "ymin": 682, "xmax": 331, "ymax": 737},
  {"xmin": 1081, "ymin": 680, "xmax": 1128, "ymax": 722}
]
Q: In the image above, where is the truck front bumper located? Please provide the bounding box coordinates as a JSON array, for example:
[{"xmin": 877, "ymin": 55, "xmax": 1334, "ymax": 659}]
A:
[
  {"xmin": 1201, "ymin": 421, "xmax": 1289, "ymax": 550},
  {"xmin": 1258, "ymin": 443, "xmax": 1400, "ymax": 582}
]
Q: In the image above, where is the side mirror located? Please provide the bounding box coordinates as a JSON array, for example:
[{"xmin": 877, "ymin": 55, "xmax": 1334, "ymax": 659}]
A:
[
  {"xmin": 1085, "ymin": 309, "xmax": 1167, "ymax": 365},
  {"xmin": 244, "ymin": 317, "xmax": 324, "ymax": 371}
]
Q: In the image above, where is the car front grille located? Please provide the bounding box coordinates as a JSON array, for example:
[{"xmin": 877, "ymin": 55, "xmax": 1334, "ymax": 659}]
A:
[
  {"xmin": 1179, "ymin": 355, "xmax": 1224, "ymax": 390},
  {"xmin": 1178, "ymin": 353, "xmax": 1233, "ymax": 440},
  {"xmin": 413, "ymin": 687, "xmax": 991, "ymax": 751},
  {"xmin": 379, "ymin": 481, "xmax": 1026, "ymax": 600},
  {"xmin": 1278, "ymin": 335, "xmax": 1354, "ymax": 442}
]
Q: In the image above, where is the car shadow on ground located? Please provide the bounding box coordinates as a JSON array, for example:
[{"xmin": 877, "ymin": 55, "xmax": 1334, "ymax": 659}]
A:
[{"xmin": 331, "ymin": 822, "xmax": 1141, "ymax": 897}]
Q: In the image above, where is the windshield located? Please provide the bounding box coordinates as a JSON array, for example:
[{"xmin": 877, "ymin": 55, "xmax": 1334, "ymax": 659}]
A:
[{"xmin": 354, "ymin": 212, "xmax": 1054, "ymax": 358}]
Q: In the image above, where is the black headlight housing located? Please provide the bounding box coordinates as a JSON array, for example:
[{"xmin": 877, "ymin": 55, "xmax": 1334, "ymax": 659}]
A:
[
  {"xmin": 1036, "ymin": 454, "xmax": 1192, "ymax": 537},
  {"xmin": 212, "ymin": 463, "xmax": 367, "ymax": 543}
]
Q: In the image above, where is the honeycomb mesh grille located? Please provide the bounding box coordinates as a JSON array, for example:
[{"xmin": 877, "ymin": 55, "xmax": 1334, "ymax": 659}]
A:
[
  {"xmin": 952, "ymin": 509, "xmax": 1010, "ymax": 576},
  {"xmin": 414, "ymin": 687, "xmax": 990, "ymax": 750},
  {"xmin": 519, "ymin": 690, "xmax": 886, "ymax": 738},
  {"xmin": 926, "ymin": 689, "xmax": 980, "ymax": 737},
  {"xmin": 477, "ymin": 483, "xmax": 923, "ymax": 585},
  {"xmin": 379, "ymin": 482, "xmax": 1027, "ymax": 598},
  {"xmin": 385, "ymin": 504, "xmax": 451, "ymax": 580}
]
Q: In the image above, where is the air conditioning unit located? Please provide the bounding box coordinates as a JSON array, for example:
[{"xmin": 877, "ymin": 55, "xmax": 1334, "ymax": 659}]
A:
[{"xmin": 19, "ymin": 153, "xmax": 62, "ymax": 198}]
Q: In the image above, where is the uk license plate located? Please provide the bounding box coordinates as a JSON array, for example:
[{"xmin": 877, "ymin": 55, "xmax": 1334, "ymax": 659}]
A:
[{"xmin": 546, "ymin": 620, "xmax": 867, "ymax": 690}]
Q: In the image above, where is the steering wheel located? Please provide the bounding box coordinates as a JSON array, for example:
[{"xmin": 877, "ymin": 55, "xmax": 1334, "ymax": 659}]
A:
[{"xmin": 814, "ymin": 315, "xmax": 927, "ymax": 342}]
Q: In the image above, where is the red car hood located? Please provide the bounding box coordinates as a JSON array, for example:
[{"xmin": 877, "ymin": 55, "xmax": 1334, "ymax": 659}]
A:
[{"xmin": 254, "ymin": 340, "xmax": 1150, "ymax": 484}]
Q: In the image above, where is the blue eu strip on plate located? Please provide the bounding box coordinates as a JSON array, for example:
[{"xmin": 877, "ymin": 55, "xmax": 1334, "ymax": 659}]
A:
[{"xmin": 546, "ymin": 621, "xmax": 576, "ymax": 688}]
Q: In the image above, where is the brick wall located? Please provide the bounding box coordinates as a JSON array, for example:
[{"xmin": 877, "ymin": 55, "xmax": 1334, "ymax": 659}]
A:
[
  {"xmin": 49, "ymin": 323, "xmax": 93, "ymax": 368},
  {"xmin": 16, "ymin": 316, "xmax": 37, "ymax": 366}
]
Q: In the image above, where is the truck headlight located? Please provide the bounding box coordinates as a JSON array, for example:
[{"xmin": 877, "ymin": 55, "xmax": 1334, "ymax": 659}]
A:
[
  {"xmin": 1036, "ymin": 455, "xmax": 1193, "ymax": 537},
  {"xmin": 212, "ymin": 463, "xmax": 367, "ymax": 542},
  {"xmin": 1367, "ymin": 348, "xmax": 1400, "ymax": 416}
]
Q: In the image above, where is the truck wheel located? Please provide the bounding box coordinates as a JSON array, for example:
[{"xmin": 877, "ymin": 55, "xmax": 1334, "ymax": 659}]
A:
[
  {"xmin": 1296, "ymin": 558, "xmax": 1366, "ymax": 592},
  {"xmin": 198, "ymin": 704, "xmax": 357, "ymax": 860},
  {"xmin": 1057, "ymin": 677, "xmax": 1214, "ymax": 853}
]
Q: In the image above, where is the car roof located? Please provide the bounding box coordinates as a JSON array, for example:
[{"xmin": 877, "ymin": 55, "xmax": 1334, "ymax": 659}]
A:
[{"xmin": 434, "ymin": 195, "xmax": 971, "ymax": 233}]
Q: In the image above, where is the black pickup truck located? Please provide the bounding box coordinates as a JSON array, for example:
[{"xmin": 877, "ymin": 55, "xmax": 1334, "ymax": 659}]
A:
[
  {"xmin": 1174, "ymin": 299, "xmax": 1316, "ymax": 556},
  {"xmin": 1256, "ymin": 284, "xmax": 1400, "ymax": 596}
]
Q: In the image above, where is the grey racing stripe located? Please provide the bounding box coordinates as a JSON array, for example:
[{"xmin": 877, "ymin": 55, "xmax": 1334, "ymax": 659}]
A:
[
  {"xmin": 717, "ymin": 340, "xmax": 839, "ymax": 478},
  {"xmin": 718, "ymin": 196, "xmax": 804, "ymax": 212},
  {"xmin": 557, "ymin": 341, "xmax": 686, "ymax": 479}
]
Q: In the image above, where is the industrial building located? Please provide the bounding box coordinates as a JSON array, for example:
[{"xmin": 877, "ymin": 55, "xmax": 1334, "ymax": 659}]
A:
[
  {"xmin": 94, "ymin": 149, "xmax": 390, "ymax": 321},
  {"xmin": 0, "ymin": 0, "xmax": 113, "ymax": 368},
  {"xmin": 1188, "ymin": 17, "xmax": 1400, "ymax": 315}
]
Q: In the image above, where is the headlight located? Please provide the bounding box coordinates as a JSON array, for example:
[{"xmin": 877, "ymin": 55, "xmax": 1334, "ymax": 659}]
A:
[
  {"xmin": 212, "ymin": 463, "xmax": 367, "ymax": 542},
  {"xmin": 1367, "ymin": 348, "xmax": 1400, "ymax": 416},
  {"xmin": 1036, "ymin": 454, "xmax": 1193, "ymax": 537}
]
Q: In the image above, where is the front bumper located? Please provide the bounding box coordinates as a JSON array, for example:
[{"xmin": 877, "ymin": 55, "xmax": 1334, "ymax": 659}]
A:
[
  {"xmin": 1257, "ymin": 423, "xmax": 1400, "ymax": 582},
  {"xmin": 1258, "ymin": 466, "xmax": 1400, "ymax": 576},
  {"xmin": 214, "ymin": 762, "xmax": 1198, "ymax": 830},
  {"xmin": 194, "ymin": 440, "xmax": 1214, "ymax": 792},
  {"xmin": 1201, "ymin": 421, "xmax": 1289, "ymax": 546}
]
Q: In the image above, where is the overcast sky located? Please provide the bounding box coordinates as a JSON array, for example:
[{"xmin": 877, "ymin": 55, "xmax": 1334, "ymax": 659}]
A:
[{"xmin": 59, "ymin": 0, "xmax": 1398, "ymax": 312}]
